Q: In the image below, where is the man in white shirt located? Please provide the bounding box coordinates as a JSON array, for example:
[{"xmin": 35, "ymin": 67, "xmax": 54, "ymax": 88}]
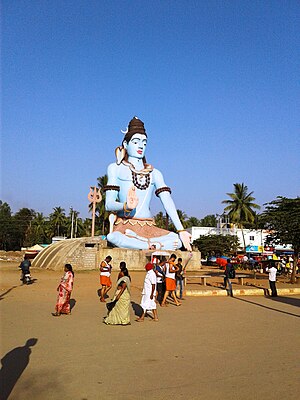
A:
[
  {"xmin": 136, "ymin": 263, "xmax": 159, "ymax": 322},
  {"xmin": 266, "ymin": 260, "xmax": 278, "ymax": 297}
]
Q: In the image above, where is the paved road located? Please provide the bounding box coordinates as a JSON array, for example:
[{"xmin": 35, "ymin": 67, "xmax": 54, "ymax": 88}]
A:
[{"xmin": 1, "ymin": 267, "xmax": 300, "ymax": 400}]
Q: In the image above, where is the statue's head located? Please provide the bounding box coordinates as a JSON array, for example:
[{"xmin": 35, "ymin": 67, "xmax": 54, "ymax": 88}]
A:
[
  {"xmin": 116, "ymin": 116, "xmax": 148, "ymax": 165},
  {"xmin": 123, "ymin": 133, "xmax": 147, "ymax": 159}
]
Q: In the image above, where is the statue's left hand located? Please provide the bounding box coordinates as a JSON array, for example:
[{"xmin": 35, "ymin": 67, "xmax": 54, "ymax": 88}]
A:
[
  {"xmin": 127, "ymin": 186, "xmax": 139, "ymax": 210},
  {"xmin": 179, "ymin": 231, "xmax": 192, "ymax": 251}
]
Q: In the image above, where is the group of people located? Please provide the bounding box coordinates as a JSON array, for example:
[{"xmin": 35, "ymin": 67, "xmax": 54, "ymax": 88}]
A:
[
  {"xmin": 277, "ymin": 256, "xmax": 297, "ymax": 275},
  {"xmin": 99, "ymin": 253, "xmax": 189, "ymax": 325},
  {"xmin": 50, "ymin": 253, "xmax": 284, "ymax": 319},
  {"xmin": 223, "ymin": 257, "xmax": 279, "ymax": 298}
]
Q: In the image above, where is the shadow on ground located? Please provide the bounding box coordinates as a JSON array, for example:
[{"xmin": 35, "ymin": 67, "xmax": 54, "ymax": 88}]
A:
[
  {"xmin": 131, "ymin": 301, "xmax": 143, "ymax": 317},
  {"xmin": 0, "ymin": 338, "xmax": 38, "ymax": 400},
  {"xmin": 268, "ymin": 295, "xmax": 300, "ymax": 308},
  {"xmin": 70, "ymin": 298, "xmax": 76, "ymax": 311},
  {"xmin": 234, "ymin": 297, "xmax": 300, "ymax": 318},
  {"xmin": 0, "ymin": 286, "xmax": 18, "ymax": 301}
]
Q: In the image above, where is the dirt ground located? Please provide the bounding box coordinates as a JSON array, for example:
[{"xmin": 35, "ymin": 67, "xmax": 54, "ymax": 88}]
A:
[{"xmin": 1, "ymin": 262, "xmax": 300, "ymax": 400}]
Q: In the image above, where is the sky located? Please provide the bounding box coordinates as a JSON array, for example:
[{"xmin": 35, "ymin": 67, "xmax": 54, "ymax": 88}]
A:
[{"xmin": 1, "ymin": 0, "xmax": 300, "ymax": 221}]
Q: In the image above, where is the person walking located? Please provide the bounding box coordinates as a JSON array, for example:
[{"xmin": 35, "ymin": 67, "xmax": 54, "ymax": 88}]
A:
[
  {"xmin": 117, "ymin": 261, "xmax": 127, "ymax": 280},
  {"xmin": 224, "ymin": 259, "xmax": 235, "ymax": 297},
  {"xmin": 266, "ymin": 260, "xmax": 278, "ymax": 297},
  {"xmin": 103, "ymin": 267, "xmax": 131, "ymax": 325},
  {"xmin": 52, "ymin": 264, "xmax": 74, "ymax": 316},
  {"xmin": 175, "ymin": 258, "xmax": 185, "ymax": 300},
  {"xmin": 154, "ymin": 259, "xmax": 166, "ymax": 305},
  {"xmin": 136, "ymin": 263, "xmax": 158, "ymax": 322},
  {"xmin": 161, "ymin": 254, "xmax": 181, "ymax": 306},
  {"xmin": 100, "ymin": 255, "xmax": 112, "ymax": 302}
]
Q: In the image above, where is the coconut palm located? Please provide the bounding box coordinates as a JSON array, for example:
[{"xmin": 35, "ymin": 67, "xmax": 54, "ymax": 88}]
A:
[
  {"xmin": 154, "ymin": 212, "xmax": 167, "ymax": 229},
  {"xmin": 49, "ymin": 207, "xmax": 66, "ymax": 236},
  {"xmin": 31, "ymin": 212, "xmax": 48, "ymax": 243},
  {"xmin": 176, "ymin": 210, "xmax": 188, "ymax": 228},
  {"xmin": 222, "ymin": 183, "xmax": 260, "ymax": 250},
  {"xmin": 185, "ymin": 216, "xmax": 201, "ymax": 228}
]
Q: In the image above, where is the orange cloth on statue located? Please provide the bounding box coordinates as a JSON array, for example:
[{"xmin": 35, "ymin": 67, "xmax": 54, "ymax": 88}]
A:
[
  {"xmin": 100, "ymin": 276, "xmax": 112, "ymax": 287},
  {"xmin": 165, "ymin": 277, "xmax": 176, "ymax": 291}
]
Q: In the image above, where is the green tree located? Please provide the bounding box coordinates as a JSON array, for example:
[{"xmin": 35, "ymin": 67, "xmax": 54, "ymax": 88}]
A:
[
  {"xmin": 200, "ymin": 214, "xmax": 217, "ymax": 227},
  {"xmin": 261, "ymin": 197, "xmax": 300, "ymax": 283},
  {"xmin": 73, "ymin": 216, "xmax": 85, "ymax": 238},
  {"xmin": 13, "ymin": 208, "xmax": 35, "ymax": 248},
  {"xmin": 185, "ymin": 216, "xmax": 201, "ymax": 228},
  {"xmin": 222, "ymin": 183, "xmax": 260, "ymax": 250},
  {"xmin": 193, "ymin": 234, "xmax": 240, "ymax": 259},
  {"xmin": 82, "ymin": 218, "xmax": 92, "ymax": 237},
  {"xmin": 27, "ymin": 212, "xmax": 50, "ymax": 245},
  {"xmin": 154, "ymin": 211, "xmax": 167, "ymax": 229},
  {"xmin": 49, "ymin": 207, "xmax": 66, "ymax": 236},
  {"xmin": 155, "ymin": 210, "xmax": 188, "ymax": 232},
  {"xmin": 0, "ymin": 201, "xmax": 13, "ymax": 250},
  {"xmin": 168, "ymin": 209, "xmax": 188, "ymax": 231}
]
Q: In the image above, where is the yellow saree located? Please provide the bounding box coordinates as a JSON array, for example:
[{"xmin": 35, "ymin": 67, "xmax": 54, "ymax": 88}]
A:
[{"xmin": 104, "ymin": 276, "xmax": 131, "ymax": 325}]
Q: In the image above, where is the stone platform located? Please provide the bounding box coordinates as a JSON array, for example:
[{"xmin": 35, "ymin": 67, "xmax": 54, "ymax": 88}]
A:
[{"xmin": 32, "ymin": 237, "xmax": 201, "ymax": 271}]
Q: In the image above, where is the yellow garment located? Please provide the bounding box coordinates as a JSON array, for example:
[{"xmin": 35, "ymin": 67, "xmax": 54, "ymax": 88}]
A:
[{"xmin": 104, "ymin": 276, "xmax": 131, "ymax": 325}]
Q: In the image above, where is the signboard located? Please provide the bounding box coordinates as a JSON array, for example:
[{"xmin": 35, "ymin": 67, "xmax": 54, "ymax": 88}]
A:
[{"xmin": 246, "ymin": 245, "xmax": 264, "ymax": 253}]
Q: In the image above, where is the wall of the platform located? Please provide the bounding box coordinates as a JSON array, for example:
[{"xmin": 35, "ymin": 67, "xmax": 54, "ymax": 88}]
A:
[
  {"xmin": 96, "ymin": 248, "xmax": 201, "ymax": 271},
  {"xmin": 32, "ymin": 237, "xmax": 202, "ymax": 271}
]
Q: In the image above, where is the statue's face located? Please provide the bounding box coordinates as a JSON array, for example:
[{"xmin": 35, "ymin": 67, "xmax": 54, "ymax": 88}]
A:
[{"xmin": 124, "ymin": 133, "xmax": 147, "ymax": 159}]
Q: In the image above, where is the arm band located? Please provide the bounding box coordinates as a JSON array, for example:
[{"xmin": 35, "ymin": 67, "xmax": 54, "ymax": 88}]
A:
[
  {"xmin": 155, "ymin": 186, "xmax": 172, "ymax": 197},
  {"xmin": 103, "ymin": 185, "xmax": 120, "ymax": 192}
]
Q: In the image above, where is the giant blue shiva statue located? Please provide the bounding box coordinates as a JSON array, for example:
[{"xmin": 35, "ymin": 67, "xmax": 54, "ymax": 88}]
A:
[{"xmin": 104, "ymin": 116, "xmax": 192, "ymax": 251}]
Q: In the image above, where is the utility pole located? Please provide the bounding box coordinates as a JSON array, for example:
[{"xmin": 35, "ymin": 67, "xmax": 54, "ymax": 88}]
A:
[
  {"xmin": 70, "ymin": 207, "xmax": 74, "ymax": 239},
  {"xmin": 75, "ymin": 215, "xmax": 78, "ymax": 238}
]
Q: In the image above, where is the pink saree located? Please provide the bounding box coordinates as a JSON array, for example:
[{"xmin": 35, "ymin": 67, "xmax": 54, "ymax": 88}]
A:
[{"xmin": 55, "ymin": 271, "xmax": 74, "ymax": 314}]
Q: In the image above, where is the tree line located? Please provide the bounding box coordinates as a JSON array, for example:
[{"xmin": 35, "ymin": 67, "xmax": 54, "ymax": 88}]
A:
[
  {"xmin": 1, "ymin": 178, "xmax": 299, "ymax": 281},
  {"xmin": 0, "ymin": 199, "xmax": 216, "ymax": 252}
]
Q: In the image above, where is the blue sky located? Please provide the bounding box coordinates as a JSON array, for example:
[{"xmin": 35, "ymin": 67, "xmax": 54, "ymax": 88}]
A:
[{"xmin": 1, "ymin": 0, "xmax": 299, "ymax": 220}]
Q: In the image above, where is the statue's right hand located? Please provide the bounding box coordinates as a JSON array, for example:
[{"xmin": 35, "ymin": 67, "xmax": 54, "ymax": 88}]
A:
[
  {"xmin": 126, "ymin": 186, "xmax": 139, "ymax": 210},
  {"xmin": 179, "ymin": 231, "xmax": 192, "ymax": 252}
]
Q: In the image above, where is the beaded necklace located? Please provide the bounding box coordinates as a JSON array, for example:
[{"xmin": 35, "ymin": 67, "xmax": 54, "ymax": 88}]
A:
[{"xmin": 122, "ymin": 160, "xmax": 153, "ymax": 190}]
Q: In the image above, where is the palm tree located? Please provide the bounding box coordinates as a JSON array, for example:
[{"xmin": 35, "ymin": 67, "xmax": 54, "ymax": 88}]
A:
[
  {"xmin": 185, "ymin": 216, "xmax": 201, "ymax": 228},
  {"xmin": 154, "ymin": 212, "xmax": 166, "ymax": 229},
  {"xmin": 200, "ymin": 214, "xmax": 217, "ymax": 227},
  {"xmin": 49, "ymin": 207, "xmax": 66, "ymax": 236},
  {"xmin": 222, "ymin": 183, "xmax": 260, "ymax": 250},
  {"xmin": 176, "ymin": 210, "xmax": 188, "ymax": 228},
  {"xmin": 31, "ymin": 212, "xmax": 48, "ymax": 243},
  {"xmin": 82, "ymin": 218, "xmax": 92, "ymax": 237}
]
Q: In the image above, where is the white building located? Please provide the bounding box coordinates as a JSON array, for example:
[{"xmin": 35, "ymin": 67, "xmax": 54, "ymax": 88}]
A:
[{"xmin": 187, "ymin": 226, "xmax": 293, "ymax": 255}]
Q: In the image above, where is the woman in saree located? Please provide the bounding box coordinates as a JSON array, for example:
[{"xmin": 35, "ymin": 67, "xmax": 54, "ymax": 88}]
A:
[
  {"xmin": 52, "ymin": 264, "xmax": 74, "ymax": 316},
  {"xmin": 103, "ymin": 267, "xmax": 131, "ymax": 326}
]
